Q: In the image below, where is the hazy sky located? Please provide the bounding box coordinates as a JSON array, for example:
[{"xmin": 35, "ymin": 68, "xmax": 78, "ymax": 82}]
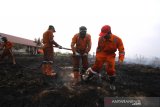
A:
[{"xmin": 0, "ymin": 0, "xmax": 160, "ymax": 58}]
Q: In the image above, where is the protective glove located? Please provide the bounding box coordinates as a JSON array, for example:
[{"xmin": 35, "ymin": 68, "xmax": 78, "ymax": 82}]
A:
[
  {"xmin": 83, "ymin": 53, "xmax": 88, "ymax": 56},
  {"xmin": 58, "ymin": 45, "xmax": 62, "ymax": 49},
  {"xmin": 75, "ymin": 51, "xmax": 80, "ymax": 56}
]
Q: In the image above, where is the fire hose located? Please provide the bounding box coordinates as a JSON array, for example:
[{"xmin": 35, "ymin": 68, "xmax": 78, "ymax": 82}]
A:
[
  {"xmin": 53, "ymin": 46, "xmax": 72, "ymax": 51},
  {"xmin": 16, "ymin": 46, "xmax": 71, "ymax": 71}
]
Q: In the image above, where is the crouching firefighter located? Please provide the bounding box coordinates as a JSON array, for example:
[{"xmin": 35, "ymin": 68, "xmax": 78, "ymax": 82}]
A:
[
  {"xmin": 0, "ymin": 36, "xmax": 16, "ymax": 65},
  {"xmin": 84, "ymin": 25, "xmax": 125, "ymax": 90},
  {"xmin": 42, "ymin": 25, "xmax": 62, "ymax": 77},
  {"xmin": 71, "ymin": 26, "xmax": 92, "ymax": 85}
]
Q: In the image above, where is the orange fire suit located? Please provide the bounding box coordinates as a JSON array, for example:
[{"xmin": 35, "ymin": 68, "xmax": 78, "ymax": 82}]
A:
[
  {"xmin": 71, "ymin": 33, "xmax": 91, "ymax": 78},
  {"xmin": 91, "ymin": 34, "xmax": 125, "ymax": 76},
  {"xmin": 42, "ymin": 30, "xmax": 60, "ymax": 76},
  {"xmin": 0, "ymin": 41, "xmax": 16, "ymax": 64},
  {"xmin": 43, "ymin": 30, "xmax": 59, "ymax": 61}
]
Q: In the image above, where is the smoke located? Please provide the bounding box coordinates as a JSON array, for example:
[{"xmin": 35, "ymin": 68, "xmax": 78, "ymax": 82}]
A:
[{"xmin": 124, "ymin": 55, "xmax": 160, "ymax": 68}]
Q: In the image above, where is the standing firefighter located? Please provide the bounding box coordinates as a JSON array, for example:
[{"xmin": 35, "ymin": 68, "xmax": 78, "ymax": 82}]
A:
[
  {"xmin": 85, "ymin": 25, "xmax": 125, "ymax": 90},
  {"xmin": 42, "ymin": 25, "xmax": 62, "ymax": 77},
  {"xmin": 0, "ymin": 36, "xmax": 16, "ymax": 65},
  {"xmin": 71, "ymin": 26, "xmax": 92, "ymax": 85}
]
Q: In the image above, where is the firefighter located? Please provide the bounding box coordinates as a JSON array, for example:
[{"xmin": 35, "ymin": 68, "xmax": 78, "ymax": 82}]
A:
[
  {"xmin": 85, "ymin": 25, "xmax": 125, "ymax": 90},
  {"xmin": 0, "ymin": 35, "xmax": 3, "ymax": 43},
  {"xmin": 71, "ymin": 26, "xmax": 92, "ymax": 85},
  {"xmin": 42, "ymin": 25, "xmax": 62, "ymax": 77},
  {"xmin": 0, "ymin": 37, "xmax": 16, "ymax": 65}
]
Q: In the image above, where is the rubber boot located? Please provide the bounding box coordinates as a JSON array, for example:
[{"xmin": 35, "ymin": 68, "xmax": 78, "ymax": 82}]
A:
[
  {"xmin": 72, "ymin": 72, "xmax": 80, "ymax": 86},
  {"xmin": 46, "ymin": 63, "xmax": 56, "ymax": 77},
  {"xmin": 109, "ymin": 76, "xmax": 116, "ymax": 91},
  {"xmin": 12, "ymin": 58, "xmax": 16, "ymax": 65},
  {"xmin": 41, "ymin": 61, "xmax": 47, "ymax": 75},
  {"xmin": 80, "ymin": 68, "xmax": 86, "ymax": 82}
]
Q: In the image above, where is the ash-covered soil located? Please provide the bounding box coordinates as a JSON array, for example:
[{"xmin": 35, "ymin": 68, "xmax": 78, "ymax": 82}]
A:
[{"xmin": 0, "ymin": 55, "xmax": 160, "ymax": 107}]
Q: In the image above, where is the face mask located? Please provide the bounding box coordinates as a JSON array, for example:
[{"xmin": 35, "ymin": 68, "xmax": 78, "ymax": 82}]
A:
[
  {"xmin": 104, "ymin": 34, "xmax": 111, "ymax": 39},
  {"xmin": 80, "ymin": 31, "xmax": 86, "ymax": 38}
]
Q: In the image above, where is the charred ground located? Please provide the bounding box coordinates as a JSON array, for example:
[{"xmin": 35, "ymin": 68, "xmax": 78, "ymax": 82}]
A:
[{"xmin": 0, "ymin": 55, "xmax": 160, "ymax": 107}]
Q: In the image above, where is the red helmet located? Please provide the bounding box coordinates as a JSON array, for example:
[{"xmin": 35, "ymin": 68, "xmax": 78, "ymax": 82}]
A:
[{"xmin": 99, "ymin": 25, "xmax": 111, "ymax": 36}]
